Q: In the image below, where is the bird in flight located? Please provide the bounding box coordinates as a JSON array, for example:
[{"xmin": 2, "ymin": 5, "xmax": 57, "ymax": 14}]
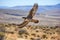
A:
[{"xmin": 18, "ymin": 3, "xmax": 39, "ymax": 28}]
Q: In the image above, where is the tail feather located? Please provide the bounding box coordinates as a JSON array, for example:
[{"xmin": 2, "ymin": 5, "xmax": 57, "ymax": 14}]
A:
[{"xmin": 30, "ymin": 19, "xmax": 39, "ymax": 23}]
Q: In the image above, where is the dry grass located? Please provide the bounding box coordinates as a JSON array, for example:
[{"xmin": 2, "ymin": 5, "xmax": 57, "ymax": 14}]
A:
[{"xmin": 0, "ymin": 23, "xmax": 60, "ymax": 40}]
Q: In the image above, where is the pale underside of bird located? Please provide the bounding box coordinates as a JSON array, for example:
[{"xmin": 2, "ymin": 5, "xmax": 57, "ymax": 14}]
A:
[{"xmin": 17, "ymin": 3, "xmax": 39, "ymax": 28}]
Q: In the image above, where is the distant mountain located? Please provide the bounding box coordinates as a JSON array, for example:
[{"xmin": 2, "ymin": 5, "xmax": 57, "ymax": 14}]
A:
[
  {"xmin": 38, "ymin": 4, "xmax": 60, "ymax": 12},
  {"xmin": 55, "ymin": 4, "xmax": 60, "ymax": 8},
  {"xmin": 0, "ymin": 9, "xmax": 28, "ymax": 16},
  {"xmin": 11, "ymin": 4, "xmax": 60, "ymax": 13},
  {"xmin": 41, "ymin": 8, "xmax": 60, "ymax": 17},
  {"xmin": 0, "ymin": 4, "xmax": 60, "ymax": 13},
  {"xmin": 0, "ymin": 6, "xmax": 9, "ymax": 9},
  {"xmin": 38, "ymin": 4, "xmax": 60, "ymax": 20},
  {"xmin": 0, "ymin": 4, "xmax": 60, "ymax": 12}
]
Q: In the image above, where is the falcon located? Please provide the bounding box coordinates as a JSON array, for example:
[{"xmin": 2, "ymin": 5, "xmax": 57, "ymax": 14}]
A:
[{"xmin": 18, "ymin": 3, "xmax": 39, "ymax": 28}]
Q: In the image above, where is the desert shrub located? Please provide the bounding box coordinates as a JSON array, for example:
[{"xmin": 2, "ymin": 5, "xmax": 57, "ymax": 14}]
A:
[
  {"xmin": 4, "ymin": 24, "xmax": 8, "ymax": 27},
  {"xmin": 43, "ymin": 31, "xmax": 46, "ymax": 33},
  {"xmin": 49, "ymin": 33, "xmax": 52, "ymax": 35},
  {"xmin": 31, "ymin": 33, "xmax": 36, "ymax": 37},
  {"xmin": 0, "ymin": 32, "xmax": 4, "ymax": 36},
  {"xmin": 0, "ymin": 32, "xmax": 4, "ymax": 40},
  {"xmin": 50, "ymin": 27, "xmax": 54, "ymax": 29},
  {"xmin": 42, "ymin": 34, "xmax": 47, "ymax": 39},
  {"xmin": 57, "ymin": 37, "xmax": 60, "ymax": 40},
  {"xmin": 8, "ymin": 32, "xmax": 14, "ymax": 34},
  {"xmin": 24, "ymin": 35, "xmax": 28, "ymax": 39},
  {"xmin": 0, "ymin": 27, "xmax": 5, "ymax": 32},
  {"xmin": 55, "ymin": 26, "xmax": 59, "ymax": 28},
  {"xmin": 51, "ymin": 36, "xmax": 55, "ymax": 39},
  {"xmin": 35, "ymin": 38, "xmax": 41, "ymax": 40},
  {"xmin": 0, "ymin": 25, "xmax": 5, "ymax": 40},
  {"xmin": 42, "ymin": 28, "xmax": 45, "ymax": 30},
  {"xmin": 52, "ymin": 32, "xmax": 55, "ymax": 34},
  {"xmin": 56, "ymin": 30, "xmax": 60, "ymax": 34},
  {"xmin": 0, "ymin": 35, "xmax": 4, "ymax": 40},
  {"xmin": 4, "ymin": 24, "xmax": 11, "ymax": 27},
  {"xmin": 30, "ymin": 38, "xmax": 35, "ymax": 40},
  {"xmin": 18, "ymin": 29, "xmax": 28, "ymax": 35},
  {"xmin": 36, "ymin": 30, "xmax": 39, "ymax": 32},
  {"xmin": 37, "ymin": 35, "xmax": 40, "ymax": 37},
  {"xmin": 46, "ymin": 26, "xmax": 49, "ymax": 28},
  {"xmin": 12, "ymin": 23, "xmax": 16, "ymax": 25}
]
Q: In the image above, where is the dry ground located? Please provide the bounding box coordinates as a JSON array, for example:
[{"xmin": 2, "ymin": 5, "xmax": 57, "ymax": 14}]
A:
[{"xmin": 0, "ymin": 23, "xmax": 60, "ymax": 40}]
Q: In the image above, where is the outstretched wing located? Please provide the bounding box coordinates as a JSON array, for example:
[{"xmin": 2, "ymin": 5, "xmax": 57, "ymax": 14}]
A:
[
  {"xmin": 17, "ymin": 3, "xmax": 38, "ymax": 28},
  {"xmin": 17, "ymin": 20, "xmax": 29, "ymax": 28},
  {"xmin": 27, "ymin": 3, "xmax": 38, "ymax": 19}
]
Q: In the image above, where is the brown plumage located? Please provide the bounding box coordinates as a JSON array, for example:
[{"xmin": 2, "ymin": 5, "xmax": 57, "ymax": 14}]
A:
[
  {"xmin": 18, "ymin": 20, "xmax": 29, "ymax": 28},
  {"xmin": 18, "ymin": 3, "xmax": 39, "ymax": 28}
]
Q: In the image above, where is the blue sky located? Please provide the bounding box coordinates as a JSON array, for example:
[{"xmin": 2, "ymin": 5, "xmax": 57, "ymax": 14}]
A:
[{"xmin": 0, "ymin": 0, "xmax": 60, "ymax": 7}]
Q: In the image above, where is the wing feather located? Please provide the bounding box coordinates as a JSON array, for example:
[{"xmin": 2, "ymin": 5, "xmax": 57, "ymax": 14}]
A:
[
  {"xmin": 27, "ymin": 3, "xmax": 38, "ymax": 19},
  {"xmin": 17, "ymin": 21, "xmax": 29, "ymax": 28},
  {"xmin": 17, "ymin": 3, "xmax": 38, "ymax": 28}
]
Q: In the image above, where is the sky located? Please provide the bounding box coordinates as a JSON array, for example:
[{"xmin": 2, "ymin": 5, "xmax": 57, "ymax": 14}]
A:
[{"xmin": 0, "ymin": 0, "xmax": 60, "ymax": 7}]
